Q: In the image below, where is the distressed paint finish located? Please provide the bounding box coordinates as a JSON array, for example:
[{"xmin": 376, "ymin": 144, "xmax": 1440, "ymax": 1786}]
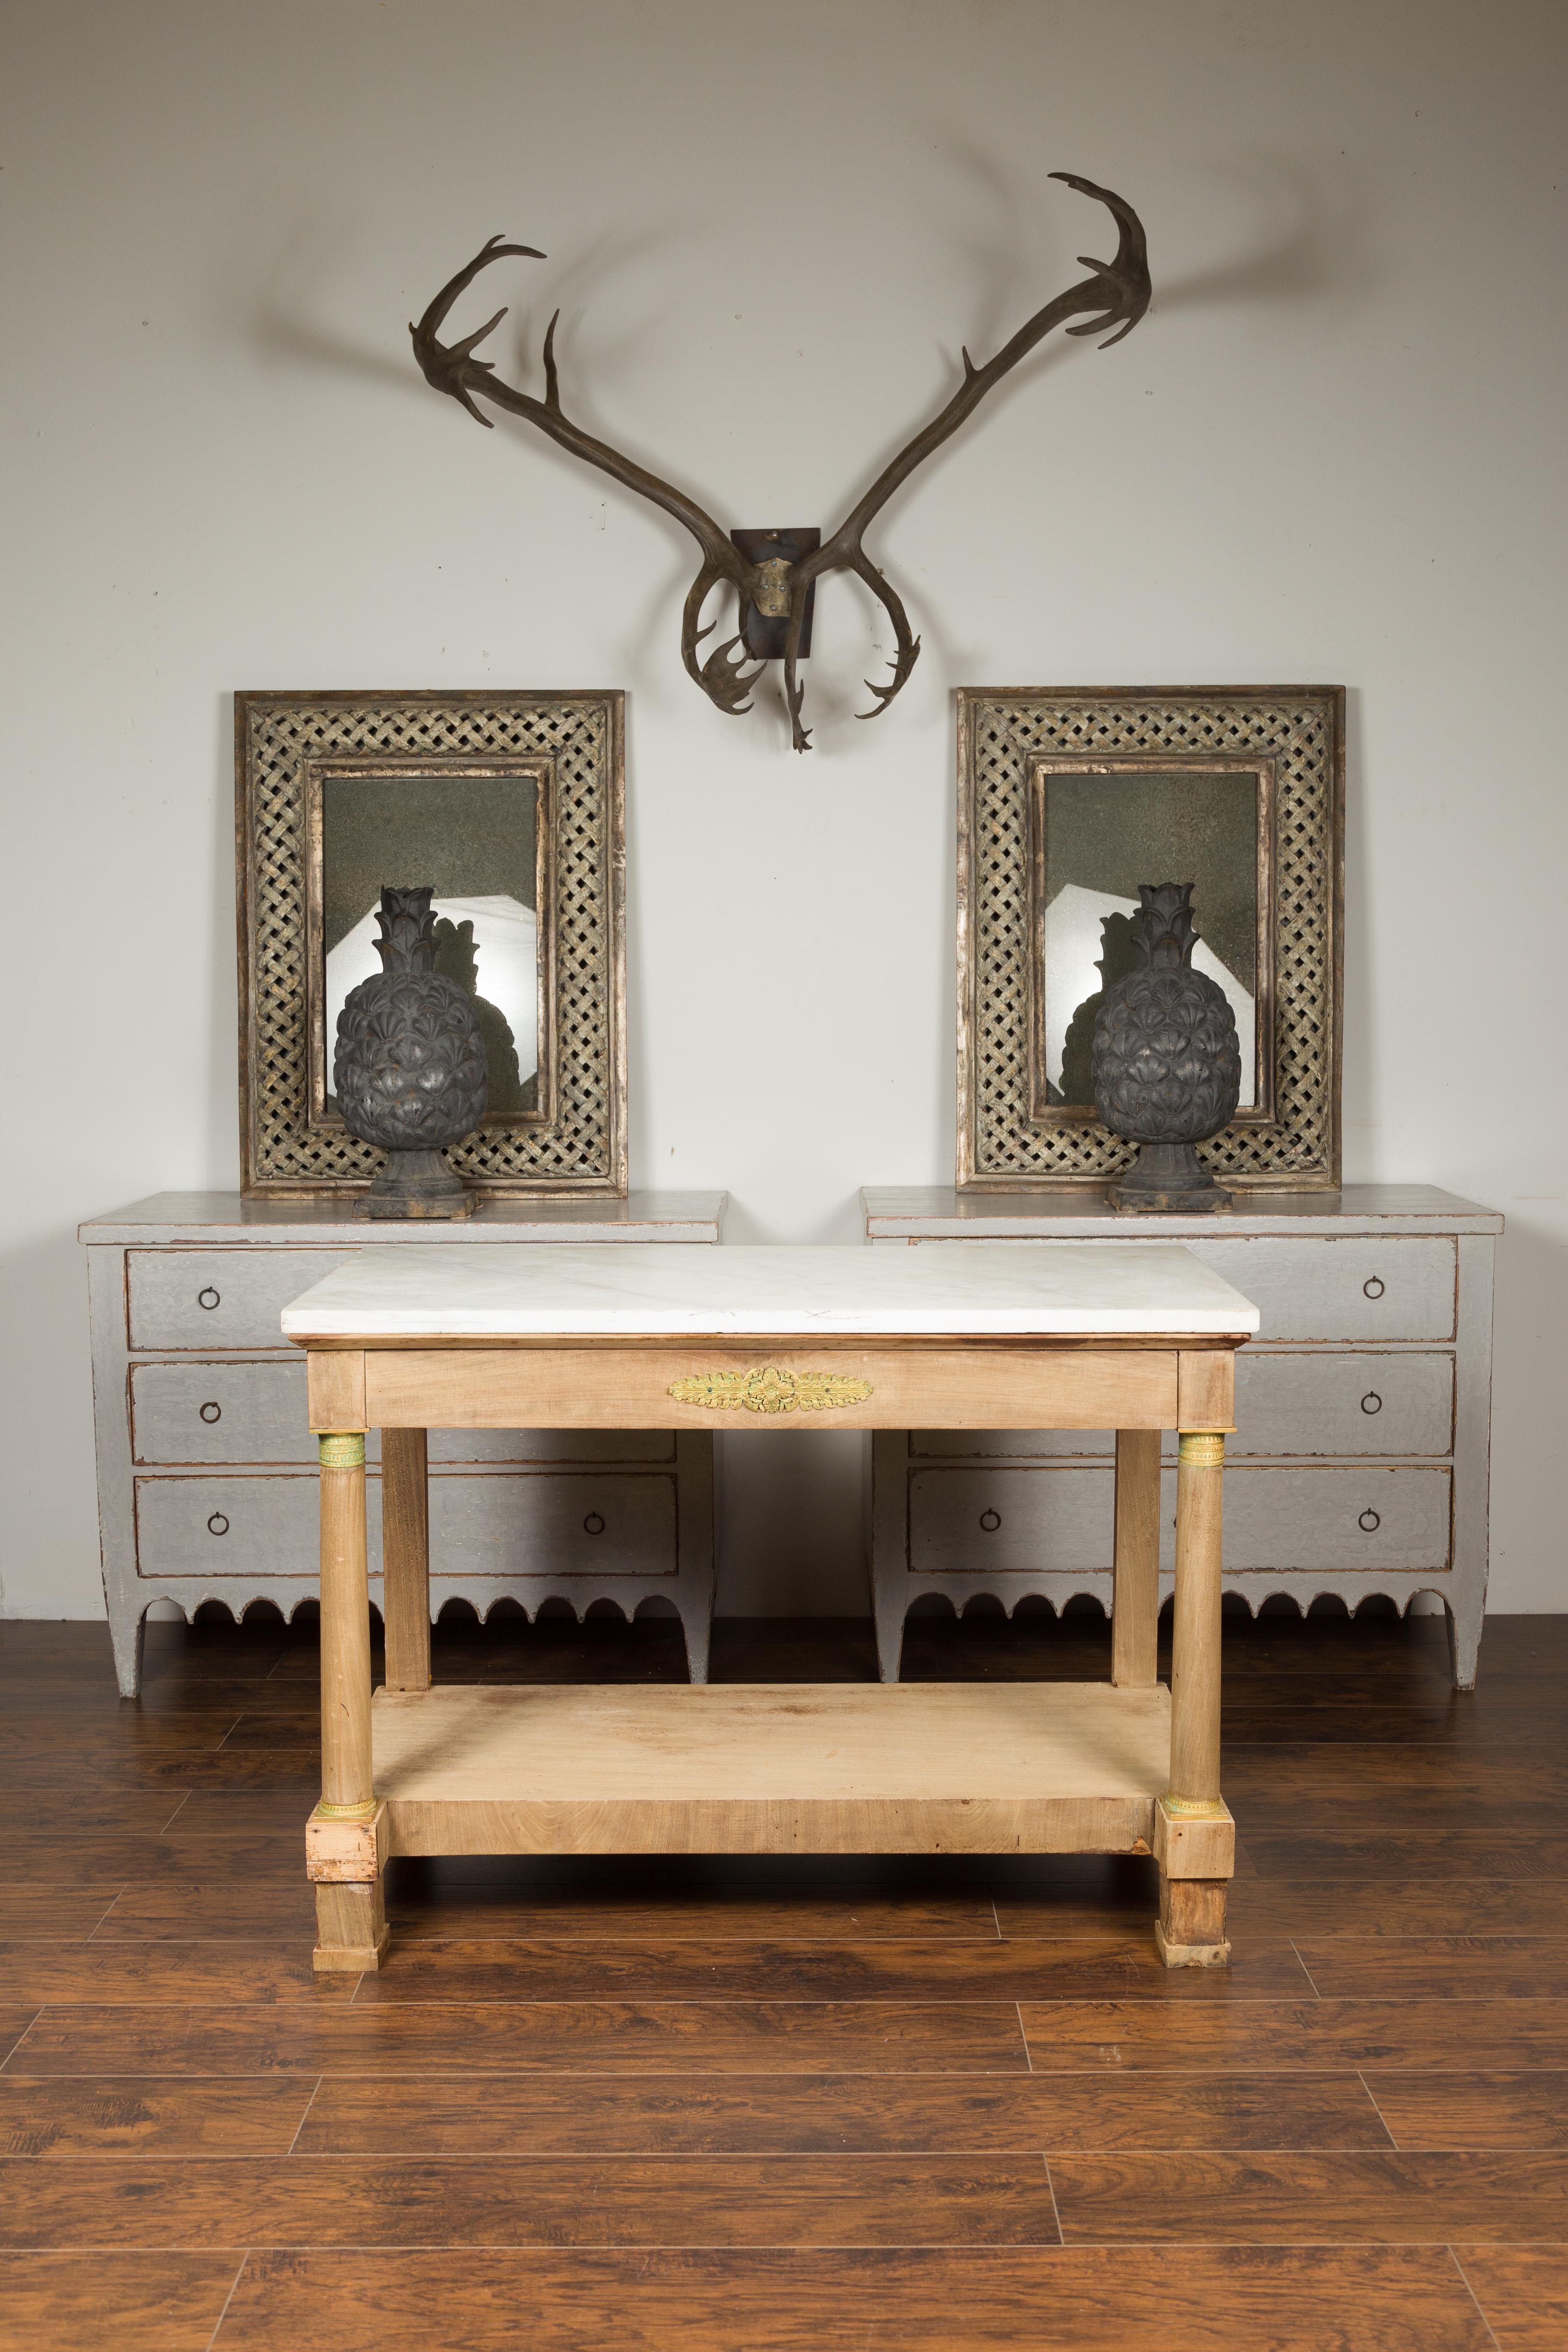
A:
[
  {"xmin": 864, "ymin": 1187, "xmax": 1499, "ymax": 1690},
  {"xmin": 79, "ymin": 1193, "xmax": 724, "ymax": 1698}
]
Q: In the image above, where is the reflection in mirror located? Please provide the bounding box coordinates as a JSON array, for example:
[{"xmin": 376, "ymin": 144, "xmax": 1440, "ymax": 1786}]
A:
[
  {"xmin": 433, "ymin": 916, "xmax": 524, "ymax": 1106},
  {"xmin": 1058, "ymin": 911, "xmax": 1141, "ymax": 1106},
  {"xmin": 320, "ymin": 772, "xmax": 542, "ymax": 1115},
  {"xmin": 1037, "ymin": 769, "xmax": 1260, "ymax": 1109}
]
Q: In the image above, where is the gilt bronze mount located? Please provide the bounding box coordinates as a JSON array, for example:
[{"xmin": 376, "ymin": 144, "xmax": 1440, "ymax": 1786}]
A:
[{"xmin": 668, "ymin": 1368, "xmax": 874, "ymax": 1415}]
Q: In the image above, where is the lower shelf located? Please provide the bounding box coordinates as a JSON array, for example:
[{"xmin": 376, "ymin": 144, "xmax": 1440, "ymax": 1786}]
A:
[{"xmin": 370, "ymin": 1679, "xmax": 1173, "ymax": 1856}]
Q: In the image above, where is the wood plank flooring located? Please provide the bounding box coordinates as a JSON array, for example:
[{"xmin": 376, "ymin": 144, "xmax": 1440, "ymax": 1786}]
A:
[{"xmin": 3, "ymin": 1600, "xmax": 1566, "ymax": 2347}]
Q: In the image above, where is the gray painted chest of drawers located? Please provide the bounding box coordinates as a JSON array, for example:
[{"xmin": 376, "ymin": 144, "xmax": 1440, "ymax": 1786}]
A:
[
  {"xmin": 862, "ymin": 1186, "xmax": 1501, "ymax": 1689},
  {"xmin": 80, "ymin": 1191, "xmax": 727, "ymax": 1696}
]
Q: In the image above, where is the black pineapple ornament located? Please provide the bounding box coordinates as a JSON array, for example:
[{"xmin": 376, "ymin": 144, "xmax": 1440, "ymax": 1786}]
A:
[
  {"xmin": 334, "ymin": 886, "xmax": 489, "ymax": 1219},
  {"xmin": 1091, "ymin": 883, "xmax": 1242, "ymax": 1213}
]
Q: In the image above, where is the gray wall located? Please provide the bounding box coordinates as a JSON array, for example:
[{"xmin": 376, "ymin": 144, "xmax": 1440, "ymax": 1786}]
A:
[{"xmin": 3, "ymin": 0, "xmax": 1564, "ymax": 1615}]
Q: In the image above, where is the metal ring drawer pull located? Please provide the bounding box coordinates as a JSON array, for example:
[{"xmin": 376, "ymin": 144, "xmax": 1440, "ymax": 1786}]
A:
[
  {"xmin": 199, "ymin": 1401, "xmax": 222, "ymax": 1424},
  {"xmin": 1363, "ymin": 1276, "xmax": 1385, "ymax": 1299},
  {"xmin": 197, "ymin": 1286, "xmax": 221, "ymax": 1311},
  {"xmin": 583, "ymin": 1512, "xmax": 606, "ymax": 1535},
  {"xmin": 1358, "ymin": 1508, "xmax": 1381, "ymax": 1533},
  {"xmin": 1360, "ymin": 1391, "xmax": 1382, "ymax": 1415},
  {"xmin": 207, "ymin": 1512, "xmax": 230, "ymax": 1537},
  {"xmin": 979, "ymin": 1509, "xmax": 1001, "ymax": 1532}
]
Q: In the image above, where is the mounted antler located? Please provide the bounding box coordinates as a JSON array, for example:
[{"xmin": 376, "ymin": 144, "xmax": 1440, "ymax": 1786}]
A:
[{"xmin": 412, "ymin": 176, "xmax": 1149, "ymax": 752}]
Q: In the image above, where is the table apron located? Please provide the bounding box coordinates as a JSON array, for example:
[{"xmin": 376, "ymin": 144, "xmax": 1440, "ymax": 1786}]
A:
[{"xmin": 319, "ymin": 1344, "xmax": 1197, "ymax": 1432}]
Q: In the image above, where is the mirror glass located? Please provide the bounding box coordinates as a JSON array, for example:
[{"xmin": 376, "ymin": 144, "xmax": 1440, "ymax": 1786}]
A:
[
  {"xmin": 1034, "ymin": 767, "xmax": 1261, "ymax": 1109},
  {"xmin": 320, "ymin": 771, "xmax": 541, "ymax": 1116}
]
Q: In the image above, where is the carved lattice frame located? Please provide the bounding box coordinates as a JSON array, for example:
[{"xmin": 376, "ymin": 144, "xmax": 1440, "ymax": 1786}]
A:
[
  {"xmin": 956, "ymin": 686, "xmax": 1344, "ymax": 1191},
  {"xmin": 236, "ymin": 690, "xmax": 626, "ymax": 1196}
]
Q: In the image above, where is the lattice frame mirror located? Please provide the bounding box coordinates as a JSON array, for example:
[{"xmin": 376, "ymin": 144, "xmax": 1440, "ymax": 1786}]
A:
[
  {"xmin": 236, "ymin": 689, "xmax": 626, "ymax": 1197},
  {"xmin": 956, "ymin": 686, "xmax": 1344, "ymax": 1192}
]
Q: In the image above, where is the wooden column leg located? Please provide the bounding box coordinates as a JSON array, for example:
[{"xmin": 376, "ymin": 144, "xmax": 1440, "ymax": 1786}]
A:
[
  {"xmin": 383, "ymin": 1428, "xmax": 431, "ymax": 1694},
  {"xmin": 312, "ymin": 1430, "xmax": 388, "ymax": 1974},
  {"xmin": 1112, "ymin": 1429, "xmax": 1161, "ymax": 1687},
  {"xmin": 1169, "ymin": 1430, "xmax": 1224, "ymax": 1805},
  {"xmin": 1159, "ymin": 1429, "xmax": 1230, "ymax": 1968}
]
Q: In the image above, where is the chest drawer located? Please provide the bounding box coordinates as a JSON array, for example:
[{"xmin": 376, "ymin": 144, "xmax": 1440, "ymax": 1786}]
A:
[
  {"xmin": 911, "ymin": 1350, "xmax": 1455, "ymax": 1462},
  {"xmin": 127, "ymin": 1250, "xmax": 354, "ymax": 1351},
  {"xmin": 423, "ymin": 1472, "xmax": 678, "ymax": 1578},
  {"xmin": 132, "ymin": 1360, "xmax": 335, "ymax": 1464},
  {"xmin": 133, "ymin": 1469, "xmax": 679, "ymax": 1581},
  {"xmin": 128, "ymin": 1360, "xmax": 674, "ymax": 1468},
  {"xmin": 906, "ymin": 1464, "xmax": 1452, "ymax": 1575},
  {"xmin": 1230, "ymin": 1351, "xmax": 1452, "ymax": 1456},
  {"xmin": 1167, "ymin": 1237, "xmax": 1456, "ymax": 1342},
  {"xmin": 921, "ymin": 1235, "xmax": 1457, "ymax": 1342},
  {"xmin": 134, "ymin": 1472, "xmax": 385, "ymax": 1578}
]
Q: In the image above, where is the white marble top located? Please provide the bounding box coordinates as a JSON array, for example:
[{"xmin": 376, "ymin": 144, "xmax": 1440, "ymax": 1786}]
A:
[{"xmin": 280, "ymin": 1241, "xmax": 1260, "ymax": 1340}]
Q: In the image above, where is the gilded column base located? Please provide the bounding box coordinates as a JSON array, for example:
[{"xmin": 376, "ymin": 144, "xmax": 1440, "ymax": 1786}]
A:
[{"xmin": 1152, "ymin": 1795, "xmax": 1234, "ymax": 1880}]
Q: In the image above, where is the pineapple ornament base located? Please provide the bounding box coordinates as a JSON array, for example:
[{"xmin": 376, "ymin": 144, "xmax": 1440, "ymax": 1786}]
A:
[
  {"xmin": 1106, "ymin": 1140, "xmax": 1232, "ymax": 1215},
  {"xmin": 358, "ymin": 1148, "xmax": 476, "ymax": 1221}
]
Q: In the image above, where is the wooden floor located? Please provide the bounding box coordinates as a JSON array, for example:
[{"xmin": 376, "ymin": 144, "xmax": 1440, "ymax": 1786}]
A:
[{"xmin": 4, "ymin": 1601, "xmax": 1568, "ymax": 2350}]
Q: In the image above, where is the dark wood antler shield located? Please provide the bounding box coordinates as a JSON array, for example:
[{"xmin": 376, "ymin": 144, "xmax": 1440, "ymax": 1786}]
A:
[{"xmin": 411, "ymin": 176, "xmax": 1151, "ymax": 752}]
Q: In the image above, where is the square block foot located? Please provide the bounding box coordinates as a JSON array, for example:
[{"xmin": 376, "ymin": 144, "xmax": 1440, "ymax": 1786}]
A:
[
  {"xmin": 313, "ymin": 1929, "xmax": 389, "ymax": 1974},
  {"xmin": 1154, "ymin": 1920, "xmax": 1231, "ymax": 1969},
  {"xmin": 313, "ymin": 1880, "xmax": 387, "ymax": 1970}
]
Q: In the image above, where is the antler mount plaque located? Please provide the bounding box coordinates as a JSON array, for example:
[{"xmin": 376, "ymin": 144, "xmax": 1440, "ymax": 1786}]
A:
[{"xmin": 412, "ymin": 175, "xmax": 1150, "ymax": 751}]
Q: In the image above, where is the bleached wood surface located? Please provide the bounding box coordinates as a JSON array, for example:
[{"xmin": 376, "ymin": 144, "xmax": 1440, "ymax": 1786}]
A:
[{"xmin": 370, "ymin": 1680, "xmax": 1176, "ymax": 1857}]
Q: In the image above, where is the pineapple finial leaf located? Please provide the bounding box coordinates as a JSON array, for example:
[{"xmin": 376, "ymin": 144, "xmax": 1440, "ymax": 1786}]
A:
[
  {"xmin": 374, "ymin": 884, "xmax": 438, "ymax": 977},
  {"xmin": 1136, "ymin": 882, "xmax": 1200, "ymax": 970}
]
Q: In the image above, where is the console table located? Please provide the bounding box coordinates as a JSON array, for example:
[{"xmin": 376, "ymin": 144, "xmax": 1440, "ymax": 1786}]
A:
[
  {"xmin": 862, "ymin": 1185, "xmax": 1501, "ymax": 1688},
  {"xmin": 80, "ymin": 1191, "xmax": 726, "ymax": 1696},
  {"xmin": 282, "ymin": 1240, "xmax": 1259, "ymax": 1972}
]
